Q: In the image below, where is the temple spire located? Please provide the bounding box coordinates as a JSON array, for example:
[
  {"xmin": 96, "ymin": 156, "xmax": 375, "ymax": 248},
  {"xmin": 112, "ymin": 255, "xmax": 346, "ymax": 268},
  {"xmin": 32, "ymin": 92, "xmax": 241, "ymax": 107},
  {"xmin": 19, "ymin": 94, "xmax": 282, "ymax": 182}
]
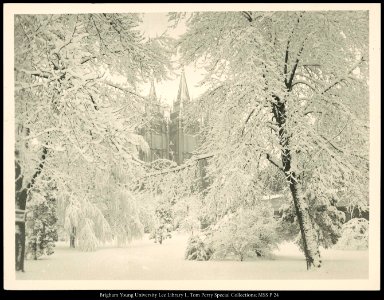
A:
[
  {"xmin": 148, "ymin": 77, "xmax": 157, "ymax": 102},
  {"xmin": 176, "ymin": 67, "xmax": 190, "ymax": 105}
]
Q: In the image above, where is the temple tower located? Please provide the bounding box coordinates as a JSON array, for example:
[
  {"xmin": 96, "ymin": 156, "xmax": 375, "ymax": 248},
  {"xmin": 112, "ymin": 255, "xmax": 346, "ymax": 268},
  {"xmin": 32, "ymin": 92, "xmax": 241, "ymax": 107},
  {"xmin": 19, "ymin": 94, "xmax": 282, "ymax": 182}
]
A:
[
  {"xmin": 169, "ymin": 69, "xmax": 197, "ymax": 165},
  {"xmin": 140, "ymin": 79, "xmax": 169, "ymax": 162}
]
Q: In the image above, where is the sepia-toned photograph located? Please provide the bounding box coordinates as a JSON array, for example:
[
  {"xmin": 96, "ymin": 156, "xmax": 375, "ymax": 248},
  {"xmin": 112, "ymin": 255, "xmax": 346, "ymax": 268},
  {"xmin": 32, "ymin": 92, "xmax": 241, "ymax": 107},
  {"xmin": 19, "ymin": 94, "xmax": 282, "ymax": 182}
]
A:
[{"xmin": 4, "ymin": 3, "xmax": 381, "ymax": 291}]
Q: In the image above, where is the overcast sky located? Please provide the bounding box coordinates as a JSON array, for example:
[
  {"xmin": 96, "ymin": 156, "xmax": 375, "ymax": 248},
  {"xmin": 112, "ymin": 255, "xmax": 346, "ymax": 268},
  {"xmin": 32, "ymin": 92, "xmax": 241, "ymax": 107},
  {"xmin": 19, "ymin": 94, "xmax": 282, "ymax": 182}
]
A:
[{"xmin": 138, "ymin": 13, "xmax": 207, "ymax": 106}]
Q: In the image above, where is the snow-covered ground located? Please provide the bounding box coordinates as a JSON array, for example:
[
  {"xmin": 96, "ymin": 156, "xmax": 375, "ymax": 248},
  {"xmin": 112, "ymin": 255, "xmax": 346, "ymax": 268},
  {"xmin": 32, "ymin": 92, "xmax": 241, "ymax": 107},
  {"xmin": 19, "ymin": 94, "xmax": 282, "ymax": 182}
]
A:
[{"xmin": 16, "ymin": 232, "xmax": 368, "ymax": 280}]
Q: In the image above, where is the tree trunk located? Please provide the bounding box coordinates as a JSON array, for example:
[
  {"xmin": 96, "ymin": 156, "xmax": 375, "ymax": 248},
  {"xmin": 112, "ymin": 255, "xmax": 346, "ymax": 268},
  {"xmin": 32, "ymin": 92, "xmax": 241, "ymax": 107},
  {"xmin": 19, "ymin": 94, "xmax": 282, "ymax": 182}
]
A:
[
  {"xmin": 272, "ymin": 96, "xmax": 321, "ymax": 269},
  {"xmin": 289, "ymin": 179, "xmax": 321, "ymax": 269},
  {"xmin": 198, "ymin": 158, "xmax": 209, "ymax": 195},
  {"xmin": 15, "ymin": 123, "xmax": 48, "ymax": 271},
  {"xmin": 33, "ymin": 240, "xmax": 37, "ymax": 260},
  {"xmin": 15, "ymin": 160, "xmax": 27, "ymax": 272},
  {"xmin": 70, "ymin": 226, "xmax": 76, "ymax": 248},
  {"xmin": 15, "ymin": 145, "xmax": 48, "ymax": 271}
]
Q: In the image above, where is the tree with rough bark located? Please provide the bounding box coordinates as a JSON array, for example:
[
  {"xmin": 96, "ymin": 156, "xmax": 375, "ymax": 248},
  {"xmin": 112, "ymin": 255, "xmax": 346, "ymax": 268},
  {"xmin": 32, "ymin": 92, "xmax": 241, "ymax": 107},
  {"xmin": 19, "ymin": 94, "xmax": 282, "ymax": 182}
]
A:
[
  {"xmin": 171, "ymin": 11, "xmax": 369, "ymax": 269},
  {"xmin": 14, "ymin": 13, "xmax": 173, "ymax": 270}
]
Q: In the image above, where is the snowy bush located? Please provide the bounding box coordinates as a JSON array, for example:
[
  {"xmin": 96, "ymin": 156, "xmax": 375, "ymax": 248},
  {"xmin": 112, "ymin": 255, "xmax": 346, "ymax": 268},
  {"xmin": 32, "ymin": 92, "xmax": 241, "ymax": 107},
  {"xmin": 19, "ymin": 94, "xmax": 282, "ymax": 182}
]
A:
[
  {"xmin": 138, "ymin": 205, "xmax": 156, "ymax": 234},
  {"xmin": 173, "ymin": 196, "xmax": 195, "ymax": 230},
  {"xmin": 335, "ymin": 218, "xmax": 369, "ymax": 250},
  {"xmin": 210, "ymin": 207, "xmax": 279, "ymax": 261},
  {"xmin": 25, "ymin": 187, "xmax": 58, "ymax": 260},
  {"xmin": 149, "ymin": 199, "xmax": 173, "ymax": 244},
  {"xmin": 179, "ymin": 215, "xmax": 201, "ymax": 235},
  {"xmin": 277, "ymin": 193, "xmax": 345, "ymax": 251},
  {"xmin": 185, "ymin": 234, "xmax": 214, "ymax": 261},
  {"xmin": 174, "ymin": 196, "xmax": 202, "ymax": 234}
]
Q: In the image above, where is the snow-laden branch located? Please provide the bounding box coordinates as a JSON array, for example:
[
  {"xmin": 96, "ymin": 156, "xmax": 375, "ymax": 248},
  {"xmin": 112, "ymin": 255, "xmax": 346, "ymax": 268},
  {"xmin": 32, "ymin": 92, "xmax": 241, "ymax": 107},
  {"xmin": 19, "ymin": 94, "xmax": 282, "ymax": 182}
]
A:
[
  {"xmin": 21, "ymin": 127, "xmax": 64, "ymax": 140},
  {"xmin": 240, "ymin": 11, "xmax": 253, "ymax": 22},
  {"xmin": 291, "ymin": 80, "xmax": 317, "ymax": 92},
  {"xmin": 102, "ymin": 81, "xmax": 147, "ymax": 102},
  {"xmin": 284, "ymin": 12, "xmax": 305, "ymax": 87},
  {"xmin": 320, "ymin": 57, "xmax": 365, "ymax": 95},
  {"xmin": 53, "ymin": 16, "xmax": 80, "ymax": 54},
  {"xmin": 301, "ymin": 63, "xmax": 321, "ymax": 67},
  {"xmin": 241, "ymin": 108, "xmax": 256, "ymax": 136},
  {"xmin": 80, "ymin": 56, "xmax": 97, "ymax": 64},
  {"xmin": 15, "ymin": 68, "xmax": 51, "ymax": 79},
  {"xmin": 266, "ymin": 153, "xmax": 284, "ymax": 172},
  {"xmin": 139, "ymin": 153, "xmax": 215, "ymax": 180},
  {"xmin": 15, "ymin": 79, "xmax": 56, "ymax": 91},
  {"xmin": 287, "ymin": 34, "xmax": 309, "ymax": 89}
]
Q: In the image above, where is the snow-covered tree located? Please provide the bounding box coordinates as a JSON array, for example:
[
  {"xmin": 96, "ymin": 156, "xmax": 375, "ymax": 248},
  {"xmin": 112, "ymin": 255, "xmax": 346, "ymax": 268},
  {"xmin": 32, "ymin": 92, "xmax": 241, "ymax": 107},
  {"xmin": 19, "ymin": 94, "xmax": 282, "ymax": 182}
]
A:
[
  {"xmin": 172, "ymin": 11, "xmax": 369, "ymax": 269},
  {"xmin": 174, "ymin": 195, "xmax": 202, "ymax": 234},
  {"xmin": 25, "ymin": 181, "xmax": 58, "ymax": 260},
  {"xmin": 149, "ymin": 197, "xmax": 174, "ymax": 245},
  {"xmin": 185, "ymin": 234, "xmax": 214, "ymax": 261},
  {"xmin": 335, "ymin": 218, "xmax": 369, "ymax": 250},
  {"xmin": 14, "ymin": 13, "xmax": 173, "ymax": 270},
  {"xmin": 63, "ymin": 193, "xmax": 112, "ymax": 251},
  {"xmin": 277, "ymin": 192, "xmax": 346, "ymax": 252},
  {"xmin": 210, "ymin": 206, "xmax": 279, "ymax": 261}
]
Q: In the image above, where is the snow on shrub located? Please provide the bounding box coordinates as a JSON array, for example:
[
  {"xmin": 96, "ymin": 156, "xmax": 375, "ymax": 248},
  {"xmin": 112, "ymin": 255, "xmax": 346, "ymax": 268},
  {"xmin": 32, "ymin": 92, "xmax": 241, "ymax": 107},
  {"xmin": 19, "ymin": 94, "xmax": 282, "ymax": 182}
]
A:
[
  {"xmin": 179, "ymin": 215, "xmax": 201, "ymax": 235},
  {"xmin": 149, "ymin": 198, "xmax": 173, "ymax": 244},
  {"xmin": 185, "ymin": 234, "xmax": 214, "ymax": 261},
  {"xmin": 210, "ymin": 206, "xmax": 279, "ymax": 261},
  {"xmin": 25, "ymin": 189, "xmax": 58, "ymax": 260},
  {"xmin": 335, "ymin": 218, "xmax": 368, "ymax": 250},
  {"xmin": 277, "ymin": 193, "xmax": 345, "ymax": 251}
]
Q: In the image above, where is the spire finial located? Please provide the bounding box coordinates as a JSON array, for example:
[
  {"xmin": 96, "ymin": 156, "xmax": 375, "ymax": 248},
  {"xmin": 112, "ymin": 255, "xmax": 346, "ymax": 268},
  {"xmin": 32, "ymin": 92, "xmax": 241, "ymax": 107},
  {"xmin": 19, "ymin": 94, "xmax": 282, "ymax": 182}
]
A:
[
  {"xmin": 176, "ymin": 67, "xmax": 190, "ymax": 105},
  {"xmin": 148, "ymin": 77, "xmax": 157, "ymax": 101}
]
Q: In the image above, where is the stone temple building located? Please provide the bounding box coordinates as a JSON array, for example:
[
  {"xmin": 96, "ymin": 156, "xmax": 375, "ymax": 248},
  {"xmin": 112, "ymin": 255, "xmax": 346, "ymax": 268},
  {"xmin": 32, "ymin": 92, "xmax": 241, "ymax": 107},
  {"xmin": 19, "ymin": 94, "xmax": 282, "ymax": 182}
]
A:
[
  {"xmin": 138, "ymin": 71, "xmax": 368, "ymax": 221},
  {"xmin": 139, "ymin": 70, "xmax": 198, "ymax": 165}
]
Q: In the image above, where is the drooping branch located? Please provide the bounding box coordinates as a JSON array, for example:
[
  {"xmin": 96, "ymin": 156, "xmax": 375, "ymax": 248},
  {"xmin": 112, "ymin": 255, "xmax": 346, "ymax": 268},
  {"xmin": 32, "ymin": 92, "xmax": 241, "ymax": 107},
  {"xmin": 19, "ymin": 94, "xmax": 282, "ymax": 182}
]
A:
[
  {"xmin": 81, "ymin": 56, "xmax": 97, "ymax": 64},
  {"xmin": 139, "ymin": 153, "xmax": 215, "ymax": 180},
  {"xmin": 102, "ymin": 81, "xmax": 147, "ymax": 102},
  {"xmin": 15, "ymin": 68, "xmax": 51, "ymax": 79},
  {"xmin": 291, "ymin": 80, "xmax": 317, "ymax": 92},
  {"xmin": 321, "ymin": 57, "xmax": 365, "ymax": 95},
  {"xmin": 88, "ymin": 93, "xmax": 98, "ymax": 110},
  {"xmin": 266, "ymin": 153, "xmax": 284, "ymax": 172},
  {"xmin": 240, "ymin": 11, "xmax": 253, "ymax": 22},
  {"xmin": 241, "ymin": 108, "xmax": 255, "ymax": 136},
  {"xmin": 21, "ymin": 127, "xmax": 63, "ymax": 140},
  {"xmin": 319, "ymin": 133, "xmax": 368, "ymax": 166}
]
